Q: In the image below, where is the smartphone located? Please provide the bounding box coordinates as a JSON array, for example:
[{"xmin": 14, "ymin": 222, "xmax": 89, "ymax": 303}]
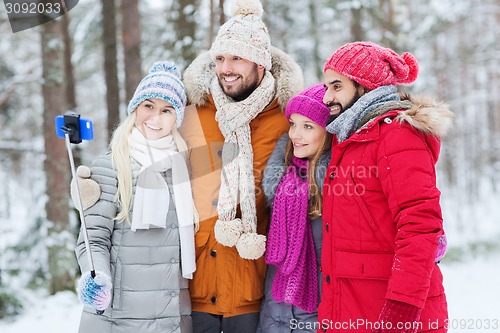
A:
[{"xmin": 55, "ymin": 113, "xmax": 94, "ymax": 143}]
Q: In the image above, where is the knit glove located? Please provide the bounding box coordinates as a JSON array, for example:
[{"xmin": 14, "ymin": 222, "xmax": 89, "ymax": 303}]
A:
[
  {"xmin": 76, "ymin": 271, "xmax": 112, "ymax": 311},
  {"xmin": 435, "ymin": 234, "xmax": 447, "ymax": 262},
  {"xmin": 70, "ymin": 165, "xmax": 101, "ymax": 211},
  {"xmin": 372, "ymin": 300, "xmax": 423, "ymax": 333}
]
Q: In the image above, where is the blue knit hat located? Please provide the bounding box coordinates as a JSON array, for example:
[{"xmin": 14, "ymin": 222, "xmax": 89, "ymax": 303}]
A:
[{"xmin": 127, "ymin": 61, "xmax": 187, "ymax": 128}]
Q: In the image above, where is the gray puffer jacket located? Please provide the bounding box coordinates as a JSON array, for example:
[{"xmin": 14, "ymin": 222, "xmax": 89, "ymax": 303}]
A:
[
  {"xmin": 75, "ymin": 154, "xmax": 192, "ymax": 333},
  {"xmin": 257, "ymin": 134, "xmax": 329, "ymax": 333}
]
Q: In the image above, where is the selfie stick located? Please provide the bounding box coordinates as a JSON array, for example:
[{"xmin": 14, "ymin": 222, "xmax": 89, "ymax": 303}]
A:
[{"xmin": 61, "ymin": 124, "xmax": 104, "ymax": 315}]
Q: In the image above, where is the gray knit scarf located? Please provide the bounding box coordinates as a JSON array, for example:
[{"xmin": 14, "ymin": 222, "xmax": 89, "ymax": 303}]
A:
[{"xmin": 326, "ymin": 85, "xmax": 400, "ymax": 142}]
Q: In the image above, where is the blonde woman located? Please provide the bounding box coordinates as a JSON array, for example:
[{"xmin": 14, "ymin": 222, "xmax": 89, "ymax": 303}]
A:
[{"xmin": 75, "ymin": 61, "xmax": 197, "ymax": 333}]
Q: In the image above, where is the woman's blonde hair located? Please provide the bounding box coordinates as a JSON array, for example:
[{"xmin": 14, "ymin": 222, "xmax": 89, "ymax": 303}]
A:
[
  {"xmin": 284, "ymin": 131, "xmax": 332, "ymax": 219},
  {"xmin": 109, "ymin": 111, "xmax": 199, "ymax": 231}
]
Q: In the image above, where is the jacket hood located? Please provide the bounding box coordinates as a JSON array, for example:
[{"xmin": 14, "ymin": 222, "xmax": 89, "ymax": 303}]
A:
[
  {"xmin": 352, "ymin": 93, "xmax": 454, "ymax": 163},
  {"xmin": 395, "ymin": 93, "xmax": 454, "ymax": 138},
  {"xmin": 182, "ymin": 46, "xmax": 304, "ymax": 109}
]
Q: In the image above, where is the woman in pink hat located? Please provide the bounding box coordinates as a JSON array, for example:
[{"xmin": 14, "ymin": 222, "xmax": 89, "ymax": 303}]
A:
[{"xmin": 257, "ymin": 84, "xmax": 332, "ymax": 332}]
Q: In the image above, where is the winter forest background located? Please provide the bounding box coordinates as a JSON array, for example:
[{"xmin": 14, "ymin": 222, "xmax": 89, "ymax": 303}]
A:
[{"xmin": 0, "ymin": 0, "xmax": 499, "ymax": 331}]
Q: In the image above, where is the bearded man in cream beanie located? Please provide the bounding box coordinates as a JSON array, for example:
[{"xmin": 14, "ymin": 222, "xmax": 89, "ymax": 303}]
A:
[{"xmin": 180, "ymin": 0, "xmax": 304, "ymax": 331}]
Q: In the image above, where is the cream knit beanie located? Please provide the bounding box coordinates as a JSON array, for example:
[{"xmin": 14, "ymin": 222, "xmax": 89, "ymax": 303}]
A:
[{"xmin": 210, "ymin": 0, "xmax": 272, "ymax": 70}]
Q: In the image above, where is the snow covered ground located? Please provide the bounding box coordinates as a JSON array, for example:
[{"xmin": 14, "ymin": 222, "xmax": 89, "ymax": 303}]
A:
[
  {"xmin": 440, "ymin": 252, "xmax": 500, "ymax": 333},
  {"xmin": 1, "ymin": 251, "xmax": 499, "ymax": 333},
  {"xmin": 0, "ymin": 290, "xmax": 82, "ymax": 333}
]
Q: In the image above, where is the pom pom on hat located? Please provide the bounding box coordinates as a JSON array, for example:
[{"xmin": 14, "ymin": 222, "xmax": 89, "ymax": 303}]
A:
[
  {"xmin": 148, "ymin": 61, "xmax": 181, "ymax": 77},
  {"xmin": 400, "ymin": 52, "xmax": 419, "ymax": 84},
  {"xmin": 210, "ymin": 0, "xmax": 272, "ymax": 70},
  {"xmin": 231, "ymin": 0, "xmax": 263, "ymax": 17},
  {"xmin": 323, "ymin": 41, "xmax": 419, "ymax": 90},
  {"xmin": 127, "ymin": 61, "xmax": 187, "ymax": 128},
  {"xmin": 285, "ymin": 84, "xmax": 330, "ymax": 128}
]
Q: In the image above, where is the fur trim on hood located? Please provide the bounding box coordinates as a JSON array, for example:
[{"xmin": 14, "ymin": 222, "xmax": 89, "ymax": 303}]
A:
[
  {"xmin": 396, "ymin": 93, "xmax": 454, "ymax": 137},
  {"xmin": 182, "ymin": 46, "xmax": 304, "ymax": 109}
]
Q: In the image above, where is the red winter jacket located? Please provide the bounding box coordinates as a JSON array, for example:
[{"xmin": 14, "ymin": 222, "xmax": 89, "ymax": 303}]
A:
[{"xmin": 319, "ymin": 96, "xmax": 453, "ymax": 332}]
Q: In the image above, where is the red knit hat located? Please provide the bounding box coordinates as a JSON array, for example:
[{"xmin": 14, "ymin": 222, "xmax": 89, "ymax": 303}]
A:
[
  {"xmin": 285, "ymin": 84, "xmax": 330, "ymax": 128},
  {"xmin": 323, "ymin": 41, "xmax": 419, "ymax": 90}
]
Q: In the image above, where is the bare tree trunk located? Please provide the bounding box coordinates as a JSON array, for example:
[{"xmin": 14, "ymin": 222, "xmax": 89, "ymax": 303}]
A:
[
  {"xmin": 0, "ymin": 84, "xmax": 16, "ymax": 109},
  {"xmin": 487, "ymin": 2, "xmax": 499, "ymax": 192},
  {"xmin": 487, "ymin": 98, "xmax": 498, "ymax": 192},
  {"xmin": 350, "ymin": 7, "xmax": 364, "ymax": 41},
  {"xmin": 261, "ymin": 0, "xmax": 273, "ymax": 39},
  {"xmin": 219, "ymin": 0, "xmax": 225, "ymax": 27},
  {"xmin": 209, "ymin": 0, "xmax": 216, "ymax": 46},
  {"xmin": 174, "ymin": 0, "xmax": 199, "ymax": 65},
  {"xmin": 458, "ymin": 26, "xmax": 478, "ymax": 200},
  {"xmin": 61, "ymin": 12, "xmax": 83, "ymax": 169},
  {"xmin": 377, "ymin": 0, "xmax": 398, "ymax": 50},
  {"xmin": 121, "ymin": 0, "xmax": 142, "ymax": 102},
  {"xmin": 62, "ymin": 13, "xmax": 76, "ymax": 111},
  {"xmin": 41, "ymin": 18, "xmax": 74, "ymax": 294},
  {"xmin": 207, "ymin": 0, "xmax": 223, "ymax": 48},
  {"xmin": 101, "ymin": 0, "xmax": 121, "ymax": 142},
  {"xmin": 309, "ymin": 0, "xmax": 322, "ymax": 80}
]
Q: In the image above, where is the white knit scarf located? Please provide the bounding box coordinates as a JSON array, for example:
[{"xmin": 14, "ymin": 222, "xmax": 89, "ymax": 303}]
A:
[
  {"xmin": 210, "ymin": 71, "xmax": 275, "ymax": 260},
  {"xmin": 129, "ymin": 128, "xmax": 196, "ymax": 279}
]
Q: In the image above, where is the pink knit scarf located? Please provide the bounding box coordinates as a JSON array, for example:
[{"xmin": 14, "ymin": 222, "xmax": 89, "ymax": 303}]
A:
[{"xmin": 265, "ymin": 156, "xmax": 318, "ymax": 312}]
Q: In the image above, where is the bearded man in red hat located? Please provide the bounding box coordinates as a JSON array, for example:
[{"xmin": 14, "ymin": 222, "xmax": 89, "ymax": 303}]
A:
[{"xmin": 319, "ymin": 41, "xmax": 453, "ymax": 333}]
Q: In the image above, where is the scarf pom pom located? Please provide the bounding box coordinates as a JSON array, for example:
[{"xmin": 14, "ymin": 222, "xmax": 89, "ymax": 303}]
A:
[
  {"xmin": 215, "ymin": 218, "xmax": 244, "ymax": 247},
  {"xmin": 236, "ymin": 232, "xmax": 266, "ymax": 260}
]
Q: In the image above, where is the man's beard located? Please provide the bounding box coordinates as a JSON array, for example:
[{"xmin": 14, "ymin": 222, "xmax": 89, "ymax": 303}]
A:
[
  {"xmin": 327, "ymin": 90, "xmax": 361, "ymax": 125},
  {"xmin": 218, "ymin": 65, "xmax": 261, "ymax": 101}
]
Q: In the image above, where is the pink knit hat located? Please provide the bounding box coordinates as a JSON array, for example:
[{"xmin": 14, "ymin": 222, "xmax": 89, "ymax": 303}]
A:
[
  {"xmin": 323, "ymin": 41, "xmax": 419, "ymax": 90},
  {"xmin": 285, "ymin": 84, "xmax": 330, "ymax": 128}
]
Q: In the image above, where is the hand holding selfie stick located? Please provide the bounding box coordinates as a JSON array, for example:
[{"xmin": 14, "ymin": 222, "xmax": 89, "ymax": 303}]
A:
[{"xmin": 55, "ymin": 113, "xmax": 105, "ymax": 315}]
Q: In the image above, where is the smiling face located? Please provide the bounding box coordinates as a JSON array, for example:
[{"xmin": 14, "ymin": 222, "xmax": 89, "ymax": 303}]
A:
[
  {"xmin": 214, "ymin": 54, "xmax": 265, "ymax": 101},
  {"xmin": 134, "ymin": 98, "xmax": 177, "ymax": 140},
  {"xmin": 288, "ymin": 113, "xmax": 327, "ymax": 160},
  {"xmin": 323, "ymin": 69, "xmax": 366, "ymax": 121}
]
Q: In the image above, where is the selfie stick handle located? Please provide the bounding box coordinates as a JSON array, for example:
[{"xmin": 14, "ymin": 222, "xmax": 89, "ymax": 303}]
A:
[
  {"xmin": 63, "ymin": 132, "xmax": 104, "ymax": 315},
  {"xmin": 64, "ymin": 132, "xmax": 96, "ymax": 275},
  {"xmin": 63, "ymin": 128, "xmax": 104, "ymax": 314}
]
